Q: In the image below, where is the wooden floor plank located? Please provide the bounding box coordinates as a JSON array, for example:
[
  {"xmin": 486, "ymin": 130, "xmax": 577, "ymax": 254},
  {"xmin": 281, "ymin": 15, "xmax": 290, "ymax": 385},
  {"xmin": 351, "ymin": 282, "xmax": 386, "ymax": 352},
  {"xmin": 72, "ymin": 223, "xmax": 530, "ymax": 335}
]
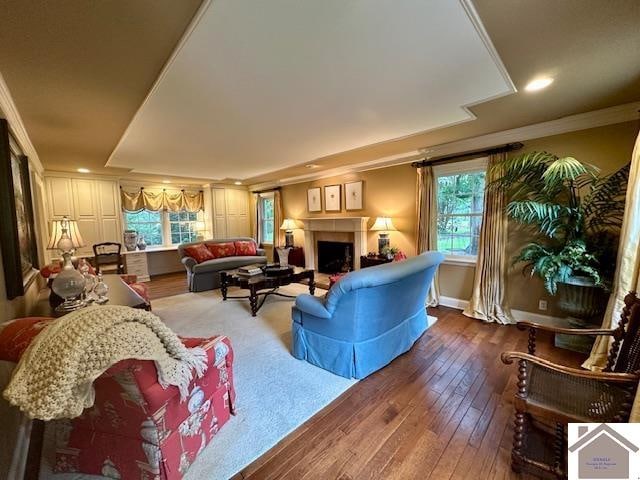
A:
[{"xmin": 146, "ymin": 273, "xmax": 587, "ymax": 480}]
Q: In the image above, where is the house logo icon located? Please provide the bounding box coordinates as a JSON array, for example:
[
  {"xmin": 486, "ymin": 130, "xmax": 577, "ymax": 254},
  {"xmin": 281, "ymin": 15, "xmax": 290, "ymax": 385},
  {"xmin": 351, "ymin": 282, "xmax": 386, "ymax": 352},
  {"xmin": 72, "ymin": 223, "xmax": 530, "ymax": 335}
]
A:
[{"xmin": 569, "ymin": 424, "xmax": 639, "ymax": 479}]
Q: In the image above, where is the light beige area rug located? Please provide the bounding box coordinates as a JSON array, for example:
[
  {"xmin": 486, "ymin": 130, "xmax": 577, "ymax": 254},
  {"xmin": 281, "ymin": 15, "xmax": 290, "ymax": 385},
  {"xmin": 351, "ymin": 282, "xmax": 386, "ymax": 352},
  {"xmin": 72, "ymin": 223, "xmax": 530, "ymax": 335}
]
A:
[{"xmin": 40, "ymin": 283, "xmax": 357, "ymax": 480}]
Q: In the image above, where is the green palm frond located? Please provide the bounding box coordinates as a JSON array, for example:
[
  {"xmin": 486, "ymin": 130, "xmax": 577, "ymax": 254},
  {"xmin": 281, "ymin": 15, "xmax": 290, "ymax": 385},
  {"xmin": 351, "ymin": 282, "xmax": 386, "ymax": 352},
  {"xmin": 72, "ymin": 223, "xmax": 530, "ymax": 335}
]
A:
[
  {"xmin": 542, "ymin": 156, "xmax": 597, "ymax": 188},
  {"xmin": 492, "ymin": 150, "xmax": 627, "ymax": 295},
  {"xmin": 488, "ymin": 151, "xmax": 555, "ymax": 191},
  {"xmin": 584, "ymin": 163, "xmax": 629, "ymax": 232},
  {"xmin": 506, "ymin": 200, "xmax": 575, "ymax": 237}
]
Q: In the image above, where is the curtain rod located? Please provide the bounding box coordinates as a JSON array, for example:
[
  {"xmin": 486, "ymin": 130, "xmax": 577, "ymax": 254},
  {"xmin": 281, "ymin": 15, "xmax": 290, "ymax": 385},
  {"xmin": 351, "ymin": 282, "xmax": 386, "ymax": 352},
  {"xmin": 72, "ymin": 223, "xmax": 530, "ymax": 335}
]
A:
[
  {"xmin": 251, "ymin": 186, "xmax": 282, "ymax": 194},
  {"xmin": 411, "ymin": 142, "xmax": 523, "ymax": 168},
  {"xmin": 119, "ymin": 186, "xmax": 203, "ymax": 193}
]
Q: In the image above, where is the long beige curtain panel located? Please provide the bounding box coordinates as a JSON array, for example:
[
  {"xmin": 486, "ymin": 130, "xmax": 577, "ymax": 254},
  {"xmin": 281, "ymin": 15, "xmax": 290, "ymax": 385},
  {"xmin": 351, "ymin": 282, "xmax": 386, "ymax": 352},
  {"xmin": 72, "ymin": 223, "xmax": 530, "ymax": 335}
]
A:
[
  {"xmin": 463, "ymin": 152, "xmax": 515, "ymax": 324},
  {"xmin": 121, "ymin": 188, "xmax": 204, "ymax": 213},
  {"xmin": 416, "ymin": 166, "xmax": 440, "ymax": 306},
  {"xmin": 584, "ymin": 128, "xmax": 640, "ymax": 371}
]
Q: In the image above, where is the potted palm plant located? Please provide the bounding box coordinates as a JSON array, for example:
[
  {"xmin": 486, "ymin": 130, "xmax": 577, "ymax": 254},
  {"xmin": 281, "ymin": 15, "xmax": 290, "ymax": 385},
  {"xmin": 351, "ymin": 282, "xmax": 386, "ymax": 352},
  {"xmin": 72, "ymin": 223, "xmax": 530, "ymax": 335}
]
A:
[{"xmin": 490, "ymin": 152, "xmax": 628, "ymax": 350}]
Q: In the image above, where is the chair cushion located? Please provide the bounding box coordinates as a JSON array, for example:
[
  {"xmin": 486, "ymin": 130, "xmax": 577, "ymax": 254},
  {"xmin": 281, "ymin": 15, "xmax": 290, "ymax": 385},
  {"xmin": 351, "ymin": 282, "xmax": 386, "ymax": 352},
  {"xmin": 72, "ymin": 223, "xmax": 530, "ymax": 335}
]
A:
[
  {"xmin": 0, "ymin": 317, "xmax": 55, "ymax": 363},
  {"xmin": 206, "ymin": 241, "xmax": 236, "ymax": 258},
  {"xmin": 235, "ymin": 240, "xmax": 257, "ymax": 256},
  {"xmin": 192, "ymin": 256, "xmax": 267, "ymax": 274},
  {"xmin": 183, "ymin": 244, "xmax": 215, "ymax": 264}
]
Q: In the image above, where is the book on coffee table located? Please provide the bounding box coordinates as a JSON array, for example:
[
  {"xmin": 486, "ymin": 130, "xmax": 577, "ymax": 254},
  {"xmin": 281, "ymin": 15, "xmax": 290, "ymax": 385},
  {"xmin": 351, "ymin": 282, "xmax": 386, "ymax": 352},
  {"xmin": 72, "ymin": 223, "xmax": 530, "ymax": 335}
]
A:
[{"xmin": 237, "ymin": 265, "xmax": 263, "ymax": 276}]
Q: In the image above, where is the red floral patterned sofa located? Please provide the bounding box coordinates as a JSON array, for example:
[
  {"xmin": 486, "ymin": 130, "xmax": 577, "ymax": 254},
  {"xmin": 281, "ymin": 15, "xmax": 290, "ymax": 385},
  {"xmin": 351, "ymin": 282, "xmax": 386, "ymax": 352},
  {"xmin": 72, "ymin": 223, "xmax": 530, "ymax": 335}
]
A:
[{"xmin": 0, "ymin": 317, "xmax": 236, "ymax": 480}]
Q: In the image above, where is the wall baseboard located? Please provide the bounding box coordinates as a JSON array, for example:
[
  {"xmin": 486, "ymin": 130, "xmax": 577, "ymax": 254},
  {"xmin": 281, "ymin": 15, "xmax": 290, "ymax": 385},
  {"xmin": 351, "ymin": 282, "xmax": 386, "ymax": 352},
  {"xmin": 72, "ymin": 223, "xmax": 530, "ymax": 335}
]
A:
[{"xmin": 437, "ymin": 296, "xmax": 564, "ymax": 323}]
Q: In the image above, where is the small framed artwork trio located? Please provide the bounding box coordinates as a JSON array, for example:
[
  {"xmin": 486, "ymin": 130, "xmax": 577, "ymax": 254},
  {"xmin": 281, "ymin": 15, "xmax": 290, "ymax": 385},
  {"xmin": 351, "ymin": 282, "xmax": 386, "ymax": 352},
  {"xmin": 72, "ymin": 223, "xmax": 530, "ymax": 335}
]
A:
[{"xmin": 306, "ymin": 180, "xmax": 363, "ymax": 213}]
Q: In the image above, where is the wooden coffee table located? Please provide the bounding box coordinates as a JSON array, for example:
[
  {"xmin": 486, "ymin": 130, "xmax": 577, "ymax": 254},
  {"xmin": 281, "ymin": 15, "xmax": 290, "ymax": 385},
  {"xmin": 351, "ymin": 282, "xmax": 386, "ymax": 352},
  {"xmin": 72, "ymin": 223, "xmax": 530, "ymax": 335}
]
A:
[{"xmin": 220, "ymin": 266, "xmax": 315, "ymax": 316}]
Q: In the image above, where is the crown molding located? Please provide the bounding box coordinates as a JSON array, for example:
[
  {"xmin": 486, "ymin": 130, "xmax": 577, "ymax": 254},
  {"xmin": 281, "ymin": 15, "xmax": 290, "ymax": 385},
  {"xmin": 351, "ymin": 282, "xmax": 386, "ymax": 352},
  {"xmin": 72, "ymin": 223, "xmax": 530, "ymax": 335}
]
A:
[
  {"xmin": 0, "ymin": 72, "xmax": 43, "ymax": 173},
  {"xmin": 249, "ymin": 101, "xmax": 640, "ymax": 190},
  {"xmin": 420, "ymin": 101, "xmax": 640, "ymax": 160},
  {"xmin": 105, "ymin": 0, "xmax": 212, "ymax": 169},
  {"xmin": 248, "ymin": 150, "xmax": 424, "ymax": 191},
  {"xmin": 459, "ymin": 0, "xmax": 516, "ymax": 97}
]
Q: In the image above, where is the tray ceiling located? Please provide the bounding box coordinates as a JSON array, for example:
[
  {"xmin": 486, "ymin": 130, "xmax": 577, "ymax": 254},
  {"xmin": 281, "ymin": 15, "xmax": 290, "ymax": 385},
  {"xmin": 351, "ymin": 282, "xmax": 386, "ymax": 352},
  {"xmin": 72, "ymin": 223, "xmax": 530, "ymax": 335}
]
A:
[{"xmin": 107, "ymin": 0, "xmax": 515, "ymax": 180}]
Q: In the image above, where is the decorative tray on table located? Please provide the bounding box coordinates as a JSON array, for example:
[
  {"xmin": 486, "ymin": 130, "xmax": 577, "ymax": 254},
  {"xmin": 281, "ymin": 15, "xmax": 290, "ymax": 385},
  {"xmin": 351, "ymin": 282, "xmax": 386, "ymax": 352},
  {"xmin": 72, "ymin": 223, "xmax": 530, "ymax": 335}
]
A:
[{"xmin": 262, "ymin": 264, "xmax": 294, "ymax": 277}]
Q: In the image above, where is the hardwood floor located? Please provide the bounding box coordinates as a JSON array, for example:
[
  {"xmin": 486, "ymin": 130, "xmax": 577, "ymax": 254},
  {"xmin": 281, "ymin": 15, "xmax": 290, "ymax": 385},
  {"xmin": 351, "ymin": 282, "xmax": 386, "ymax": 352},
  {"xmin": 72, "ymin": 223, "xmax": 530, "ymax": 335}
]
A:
[
  {"xmin": 148, "ymin": 273, "xmax": 585, "ymax": 480},
  {"xmin": 147, "ymin": 272, "xmax": 189, "ymax": 300}
]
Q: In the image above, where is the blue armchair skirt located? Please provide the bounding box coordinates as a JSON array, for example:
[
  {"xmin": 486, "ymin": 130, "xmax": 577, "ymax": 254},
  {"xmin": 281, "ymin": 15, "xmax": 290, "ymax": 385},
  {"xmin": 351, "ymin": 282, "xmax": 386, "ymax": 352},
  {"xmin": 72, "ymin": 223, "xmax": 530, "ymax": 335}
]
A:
[{"xmin": 292, "ymin": 306, "xmax": 428, "ymax": 379}]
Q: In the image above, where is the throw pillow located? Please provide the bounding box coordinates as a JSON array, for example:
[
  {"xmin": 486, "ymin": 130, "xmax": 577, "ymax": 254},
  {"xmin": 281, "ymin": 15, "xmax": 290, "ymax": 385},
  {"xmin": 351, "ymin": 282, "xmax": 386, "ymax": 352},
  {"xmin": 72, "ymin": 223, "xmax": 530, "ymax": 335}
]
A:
[
  {"xmin": 184, "ymin": 244, "xmax": 215, "ymax": 264},
  {"xmin": 0, "ymin": 317, "xmax": 55, "ymax": 363},
  {"xmin": 206, "ymin": 242, "xmax": 237, "ymax": 258},
  {"xmin": 234, "ymin": 240, "xmax": 257, "ymax": 256}
]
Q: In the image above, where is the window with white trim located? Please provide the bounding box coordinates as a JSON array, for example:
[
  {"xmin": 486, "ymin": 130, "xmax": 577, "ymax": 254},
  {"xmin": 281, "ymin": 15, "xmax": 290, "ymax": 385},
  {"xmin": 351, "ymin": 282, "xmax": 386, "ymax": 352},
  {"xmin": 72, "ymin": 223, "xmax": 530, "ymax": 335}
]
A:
[
  {"xmin": 168, "ymin": 211, "xmax": 201, "ymax": 244},
  {"xmin": 123, "ymin": 209, "xmax": 204, "ymax": 247},
  {"xmin": 434, "ymin": 158, "xmax": 487, "ymax": 263},
  {"xmin": 123, "ymin": 210, "xmax": 163, "ymax": 246},
  {"xmin": 258, "ymin": 193, "xmax": 275, "ymax": 244}
]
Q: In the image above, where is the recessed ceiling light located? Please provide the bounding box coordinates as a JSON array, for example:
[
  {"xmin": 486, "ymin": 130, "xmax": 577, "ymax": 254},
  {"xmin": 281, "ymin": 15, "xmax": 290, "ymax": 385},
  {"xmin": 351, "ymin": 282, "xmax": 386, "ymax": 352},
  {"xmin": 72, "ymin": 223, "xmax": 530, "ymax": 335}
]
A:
[
  {"xmin": 77, "ymin": 168, "xmax": 90, "ymax": 173},
  {"xmin": 234, "ymin": 181, "xmax": 242, "ymax": 185},
  {"xmin": 305, "ymin": 164, "xmax": 319, "ymax": 169},
  {"xmin": 525, "ymin": 77, "xmax": 554, "ymax": 92},
  {"xmin": 162, "ymin": 180, "xmax": 171, "ymax": 184}
]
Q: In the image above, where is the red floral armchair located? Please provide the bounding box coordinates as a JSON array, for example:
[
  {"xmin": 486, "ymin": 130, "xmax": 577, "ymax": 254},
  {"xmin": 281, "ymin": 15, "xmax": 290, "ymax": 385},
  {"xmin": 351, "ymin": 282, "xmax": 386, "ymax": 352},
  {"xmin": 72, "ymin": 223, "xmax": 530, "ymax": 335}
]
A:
[
  {"xmin": 52, "ymin": 335, "xmax": 235, "ymax": 480},
  {"xmin": 0, "ymin": 318, "xmax": 235, "ymax": 480}
]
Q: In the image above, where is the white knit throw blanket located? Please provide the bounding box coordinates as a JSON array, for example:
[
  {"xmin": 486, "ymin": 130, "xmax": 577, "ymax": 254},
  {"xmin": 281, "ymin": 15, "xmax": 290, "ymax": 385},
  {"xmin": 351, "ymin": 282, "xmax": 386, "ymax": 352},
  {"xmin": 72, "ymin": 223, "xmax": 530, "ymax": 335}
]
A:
[{"xmin": 3, "ymin": 305, "xmax": 208, "ymax": 420}]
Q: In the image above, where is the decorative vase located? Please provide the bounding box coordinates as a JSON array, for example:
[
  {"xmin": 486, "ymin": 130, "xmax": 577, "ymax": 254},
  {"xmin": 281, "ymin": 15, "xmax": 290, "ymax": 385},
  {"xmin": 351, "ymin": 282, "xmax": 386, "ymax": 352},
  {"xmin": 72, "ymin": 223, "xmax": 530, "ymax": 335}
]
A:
[
  {"xmin": 51, "ymin": 252, "xmax": 86, "ymax": 313},
  {"xmin": 123, "ymin": 230, "xmax": 138, "ymax": 251},
  {"xmin": 276, "ymin": 247, "xmax": 291, "ymax": 266},
  {"xmin": 137, "ymin": 236, "xmax": 147, "ymax": 251},
  {"xmin": 555, "ymin": 276, "xmax": 609, "ymax": 353},
  {"xmin": 94, "ymin": 273, "xmax": 110, "ymax": 304}
]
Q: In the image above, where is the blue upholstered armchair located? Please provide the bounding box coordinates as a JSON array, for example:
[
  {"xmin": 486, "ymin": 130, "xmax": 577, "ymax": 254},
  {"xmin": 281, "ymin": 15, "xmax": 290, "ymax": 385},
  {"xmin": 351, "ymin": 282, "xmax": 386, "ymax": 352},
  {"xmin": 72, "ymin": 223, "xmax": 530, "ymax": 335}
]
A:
[{"xmin": 291, "ymin": 252, "xmax": 444, "ymax": 379}]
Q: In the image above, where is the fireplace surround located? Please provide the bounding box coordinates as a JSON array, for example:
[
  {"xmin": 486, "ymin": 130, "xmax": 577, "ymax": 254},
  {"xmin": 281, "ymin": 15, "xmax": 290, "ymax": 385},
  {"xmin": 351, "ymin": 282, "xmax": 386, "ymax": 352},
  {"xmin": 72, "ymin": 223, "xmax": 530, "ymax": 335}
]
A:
[{"xmin": 300, "ymin": 217, "xmax": 369, "ymax": 270}]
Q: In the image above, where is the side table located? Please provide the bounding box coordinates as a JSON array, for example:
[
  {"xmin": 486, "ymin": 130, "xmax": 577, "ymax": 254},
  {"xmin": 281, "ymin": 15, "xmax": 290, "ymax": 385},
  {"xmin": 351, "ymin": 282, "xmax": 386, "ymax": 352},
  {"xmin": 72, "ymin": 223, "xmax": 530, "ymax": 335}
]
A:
[{"xmin": 360, "ymin": 255, "xmax": 393, "ymax": 269}]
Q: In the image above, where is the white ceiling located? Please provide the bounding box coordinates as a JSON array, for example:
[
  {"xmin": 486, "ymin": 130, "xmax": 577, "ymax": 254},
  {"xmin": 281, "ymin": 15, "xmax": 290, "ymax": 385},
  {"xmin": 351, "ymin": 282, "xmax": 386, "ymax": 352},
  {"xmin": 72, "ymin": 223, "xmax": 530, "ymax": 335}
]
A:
[{"xmin": 107, "ymin": 0, "xmax": 515, "ymax": 180}]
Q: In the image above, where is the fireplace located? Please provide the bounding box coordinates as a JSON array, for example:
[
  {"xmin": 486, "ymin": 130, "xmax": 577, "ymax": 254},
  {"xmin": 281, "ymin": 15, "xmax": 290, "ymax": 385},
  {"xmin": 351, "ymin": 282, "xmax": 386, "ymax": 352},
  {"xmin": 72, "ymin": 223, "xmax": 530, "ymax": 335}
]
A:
[{"xmin": 317, "ymin": 241, "xmax": 354, "ymax": 274}]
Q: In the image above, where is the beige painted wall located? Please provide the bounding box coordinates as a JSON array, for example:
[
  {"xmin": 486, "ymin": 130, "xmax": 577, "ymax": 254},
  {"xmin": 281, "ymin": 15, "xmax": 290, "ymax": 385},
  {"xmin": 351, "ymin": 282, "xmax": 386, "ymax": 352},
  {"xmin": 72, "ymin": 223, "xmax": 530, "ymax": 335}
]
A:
[
  {"xmin": 281, "ymin": 164, "xmax": 418, "ymax": 257},
  {"xmin": 0, "ymin": 245, "xmax": 44, "ymax": 324},
  {"xmin": 280, "ymin": 121, "xmax": 639, "ymax": 316}
]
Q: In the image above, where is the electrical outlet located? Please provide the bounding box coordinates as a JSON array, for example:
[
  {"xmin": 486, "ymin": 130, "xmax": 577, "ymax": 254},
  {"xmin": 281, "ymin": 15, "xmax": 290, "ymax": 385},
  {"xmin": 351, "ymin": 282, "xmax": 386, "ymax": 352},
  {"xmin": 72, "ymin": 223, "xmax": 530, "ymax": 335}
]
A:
[{"xmin": 538, "ymin": 300, "xmax": 548, "ymax": 311}]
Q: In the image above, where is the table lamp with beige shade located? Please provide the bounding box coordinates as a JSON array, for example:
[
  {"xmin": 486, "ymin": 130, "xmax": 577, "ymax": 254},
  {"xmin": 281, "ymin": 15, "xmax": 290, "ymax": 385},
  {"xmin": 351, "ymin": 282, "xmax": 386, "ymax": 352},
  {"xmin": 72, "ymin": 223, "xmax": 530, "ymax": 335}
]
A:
[
  {"xmin": 47, "ymin": 216, "xmax": 87, "ymax": 312},
  {"xmin": 370, "ymin": 217, "xmax": 397, "ymax": 254},
  {"xmin": 280, "ymin": 218, "xmax": 298, "ymax": 248}
]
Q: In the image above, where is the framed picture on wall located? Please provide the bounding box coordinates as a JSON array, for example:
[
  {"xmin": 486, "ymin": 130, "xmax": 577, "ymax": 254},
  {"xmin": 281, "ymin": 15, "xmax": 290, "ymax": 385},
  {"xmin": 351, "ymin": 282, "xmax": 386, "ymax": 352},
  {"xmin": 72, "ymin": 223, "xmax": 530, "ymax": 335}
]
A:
[
  {"xmin": 307, "ymin": 187, "xmax": 321, "ymax": 212},
  {"xmin": 324, "ymin": 184, "xmax": 341, "ymax": 212},
  {"xmin": 345, "ymin": 180, "xmax": 363, "ymax": 210},
  {"xmin": 0, "ymin": 119, "xmax": 39, "ymax": 300}
]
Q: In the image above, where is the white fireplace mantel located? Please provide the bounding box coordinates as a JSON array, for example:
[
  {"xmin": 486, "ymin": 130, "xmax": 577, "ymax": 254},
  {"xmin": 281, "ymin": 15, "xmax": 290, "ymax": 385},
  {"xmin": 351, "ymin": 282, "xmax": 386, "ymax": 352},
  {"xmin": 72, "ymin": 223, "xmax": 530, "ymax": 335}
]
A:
[{"xmin": 299, "ymin": 216, "xmax": 370, "ymax": 270}]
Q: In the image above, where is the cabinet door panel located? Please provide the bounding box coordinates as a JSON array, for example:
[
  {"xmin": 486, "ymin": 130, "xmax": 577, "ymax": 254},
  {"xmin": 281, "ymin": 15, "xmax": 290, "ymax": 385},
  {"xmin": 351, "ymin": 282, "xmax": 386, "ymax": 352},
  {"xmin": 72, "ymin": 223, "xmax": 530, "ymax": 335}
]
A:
[
  {"xmin": 97, "ymin": 180, "xmax": 118, "ymax": 217},
  {"xmin": 101, "ymin": 218, "xmax": 120, "ymax": 243},
  {"xmin": 76, "ymin": 219, "xmax": 100, "ymax": 257},
  {"xmin": 212, "ymin": 188, "xmax": 227, "ymax": 238},
  {"xmin": 46, "ymin": 177, "xmax": 74, "ymax": 218},
  {"xmin": 72, "ymin": 179, "xmax": 97, "ymax": 218}
]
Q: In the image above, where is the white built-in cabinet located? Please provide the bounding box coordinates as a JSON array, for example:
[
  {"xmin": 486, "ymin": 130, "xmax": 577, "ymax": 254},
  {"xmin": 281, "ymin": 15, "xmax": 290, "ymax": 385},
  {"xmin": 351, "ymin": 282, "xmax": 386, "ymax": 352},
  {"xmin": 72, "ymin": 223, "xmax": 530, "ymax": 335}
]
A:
[
  {"xmin": 211, "ymin": 187, "xmax": 250, "ymax": 238},
  {"xmin": 45, "ymin": 175, "xmax": 122, "ymax": 259}
]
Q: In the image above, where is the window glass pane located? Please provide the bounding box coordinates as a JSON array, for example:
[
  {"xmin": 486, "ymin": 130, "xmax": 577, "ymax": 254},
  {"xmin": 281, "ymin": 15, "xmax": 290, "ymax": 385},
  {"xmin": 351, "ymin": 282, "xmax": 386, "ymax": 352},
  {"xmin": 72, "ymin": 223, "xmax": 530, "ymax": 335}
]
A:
[
  {"xmin": 436, "ymin": 170, "xmax": 485, "ymax": 258},
  {"xmin": 124, "ymin": 209, "xmax": 163, "ymax": 246},
  {"xmin": 167, "ymin": 209, "xmax": 203, "ymax": 244}
]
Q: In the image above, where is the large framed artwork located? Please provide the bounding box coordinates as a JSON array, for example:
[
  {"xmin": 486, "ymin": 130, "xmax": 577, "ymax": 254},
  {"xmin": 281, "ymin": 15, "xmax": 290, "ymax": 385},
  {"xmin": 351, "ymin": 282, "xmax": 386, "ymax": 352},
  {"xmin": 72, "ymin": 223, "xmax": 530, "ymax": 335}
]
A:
[
  {"xmin": 345, "ymin": 180, "xmax": 363, "ymax": 210},
  {"xmin": 307, "ymin": 187, "xmax": 321, "ymax": 212},
  {"xmin": 324, "ymin": 184, "xmax": 341, "ymax": 212},
  {"xmin": 0, "ymin": 119, "xmax": 38, "ymax": 299}
]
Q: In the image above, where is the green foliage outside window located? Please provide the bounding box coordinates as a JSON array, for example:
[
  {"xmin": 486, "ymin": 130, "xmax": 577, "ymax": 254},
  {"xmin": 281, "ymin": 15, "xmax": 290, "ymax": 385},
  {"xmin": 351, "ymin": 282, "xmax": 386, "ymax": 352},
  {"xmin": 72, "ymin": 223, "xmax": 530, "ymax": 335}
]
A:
[
  {"xmin": 169, "ymin": 211, "xmax": 199, "ymax": 244},
  {"xmin": 437, "ymin": 172, "xmax": 486, "ymax": 256},
  {"xmin": 123, "ymin": 210, "xmax": 163, "ymax": 246},
  {"xmin": 261, "ymin": 197, "xmax": 274, "ymax": 243}
]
